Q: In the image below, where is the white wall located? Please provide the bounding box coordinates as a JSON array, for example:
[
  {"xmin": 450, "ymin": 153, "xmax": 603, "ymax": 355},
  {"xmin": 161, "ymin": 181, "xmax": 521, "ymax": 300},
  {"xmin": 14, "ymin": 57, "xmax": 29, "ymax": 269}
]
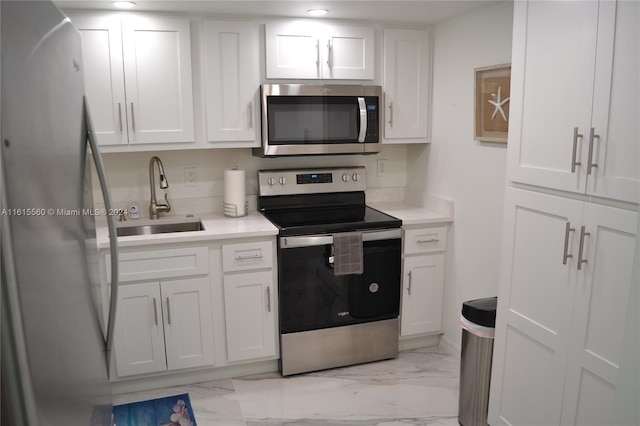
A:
[{"xmin": 407, "ymin": 1, "xmax": 514, "ymax": 351}]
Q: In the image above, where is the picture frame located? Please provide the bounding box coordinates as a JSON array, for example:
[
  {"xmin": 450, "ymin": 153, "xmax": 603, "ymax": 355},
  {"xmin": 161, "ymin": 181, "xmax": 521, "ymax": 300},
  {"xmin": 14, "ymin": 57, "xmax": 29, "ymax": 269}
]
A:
[{"xmin": 474, "ymin": 63, "xmax": 511, "ymax": 143}]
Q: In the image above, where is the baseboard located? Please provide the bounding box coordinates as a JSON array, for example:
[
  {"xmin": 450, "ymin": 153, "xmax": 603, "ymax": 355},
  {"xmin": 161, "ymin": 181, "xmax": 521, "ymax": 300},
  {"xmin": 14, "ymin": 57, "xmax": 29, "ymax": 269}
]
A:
[
  {"xmin": 111, "ymin": 360, "xmax": 279, "ymax": 395},
  {"xmin": 399, "ymin": 333, "xmax": 442, "ymax": 351},
  {"xmin": 112, "ymin": 334, "xmax": 457, "ymax": 395},
  {"xmin": 439, "ymin": 334, "xmax": 461, "ymax": 358}
]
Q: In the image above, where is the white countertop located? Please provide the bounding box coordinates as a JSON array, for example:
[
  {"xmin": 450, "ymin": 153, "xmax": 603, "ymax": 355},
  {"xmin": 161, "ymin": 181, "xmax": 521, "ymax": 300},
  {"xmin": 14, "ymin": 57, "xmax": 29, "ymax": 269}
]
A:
[
  {"xmin": 96, "ymin": 211, "xmax": 279, "ymax": 250},
  {"xmin": 96, "ymin": 197, "xmax": 454, "ymax": 250},
  {"xmin": 369, "ymin": 201, "xmax": 454, "ymax": 226}
]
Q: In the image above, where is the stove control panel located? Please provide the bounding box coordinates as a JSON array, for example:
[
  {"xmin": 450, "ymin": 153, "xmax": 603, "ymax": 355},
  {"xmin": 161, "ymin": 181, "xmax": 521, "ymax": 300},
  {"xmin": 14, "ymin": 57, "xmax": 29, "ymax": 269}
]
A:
[{"xmin": 259, "ymin": 167, "xmax": 367, "ymax": 196}]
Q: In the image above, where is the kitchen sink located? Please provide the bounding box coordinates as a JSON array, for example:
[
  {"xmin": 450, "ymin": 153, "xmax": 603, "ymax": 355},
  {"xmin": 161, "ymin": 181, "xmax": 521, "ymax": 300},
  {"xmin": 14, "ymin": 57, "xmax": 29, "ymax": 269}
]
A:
[{"xmin": 116, "ymin": 220, "xmax": 205, "ymax": 237}]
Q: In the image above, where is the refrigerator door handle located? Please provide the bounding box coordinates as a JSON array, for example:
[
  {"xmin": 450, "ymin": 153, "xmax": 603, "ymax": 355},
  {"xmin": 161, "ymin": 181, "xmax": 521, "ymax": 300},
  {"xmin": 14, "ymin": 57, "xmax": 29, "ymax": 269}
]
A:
[{"xmin": 84, "ymin": 96, "xmax": 119, "ymax": 376}]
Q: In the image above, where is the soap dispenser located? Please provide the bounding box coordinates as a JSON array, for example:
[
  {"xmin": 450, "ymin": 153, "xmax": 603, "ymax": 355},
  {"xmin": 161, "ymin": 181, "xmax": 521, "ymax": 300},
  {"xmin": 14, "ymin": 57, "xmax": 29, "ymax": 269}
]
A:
[{"xmin": 129, "ymin": 192, "xmax": 140, "ymax": 219}]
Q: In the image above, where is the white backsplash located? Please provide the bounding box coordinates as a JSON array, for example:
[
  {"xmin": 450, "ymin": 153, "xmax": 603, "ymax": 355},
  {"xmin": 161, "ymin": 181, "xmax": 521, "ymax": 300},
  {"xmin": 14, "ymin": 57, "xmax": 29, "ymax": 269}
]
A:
[{"xmin": 92, "ymin": 145, "xmax": 409, "ymax": 218}]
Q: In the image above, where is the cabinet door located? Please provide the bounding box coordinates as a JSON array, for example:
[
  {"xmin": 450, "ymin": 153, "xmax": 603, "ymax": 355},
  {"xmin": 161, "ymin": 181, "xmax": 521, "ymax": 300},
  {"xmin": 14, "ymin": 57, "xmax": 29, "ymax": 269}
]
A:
[
  {"xmin": 161, "ymin": 277, "xmax": 215, "ymax": 371},
  {"xmin": 489, "ymin": 189, "xmax": 584, "ymax": 426},
  {"xmin": 588, "ymin": 1, "xmax": 639, "ymax": 204},
  {"xmin": 265, "ymin": 22, "xmax": 321, "ymax": 79},
  {"xmin": 560, "ymin": 205, "xmax": 638, "ymax": 425},
  {"xmin": 204, "ymin": 21, "xmax": 260, "ymax": 144},
  {"xmin": 113, "ymin": 282, "xmax": 166, "ymax": 377},
  {"xmin": 223, "ymin": 271, "xmax": 276, "ymax": 362},
  {"xmin": 322, "ymin": 25, "xmax": 374, "ymax": 80},
  {"xmin": 383, "ymin": 29, "xmax": 430, "ymax": 141},
  {"xmin": 508, "ymin": 1, "xmax": 599, "ymax": 193},
  {"xmin": 400, "ymin": 253, "xmax": 444, "ymax": 336},
  {"xmin": 71, "ymin": 15, "xmax": 127, "ymax": 146},
  {"xmin": 121, "ymin": 17, "xmax": 194, "ymax": 144}
]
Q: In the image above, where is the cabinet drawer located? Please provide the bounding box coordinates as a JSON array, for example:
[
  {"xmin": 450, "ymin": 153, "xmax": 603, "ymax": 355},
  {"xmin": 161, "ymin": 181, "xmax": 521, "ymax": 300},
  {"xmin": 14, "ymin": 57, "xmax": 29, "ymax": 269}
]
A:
[
  {"xmin": 106, "ymin": 247, "xmax": 209, "ymax": 283},
  {"xmin": 404, "ymin": 227, "xmax": 447, "ymax": 254},
  {"xmin": 222, "ymin": 240, "xmax": 273, "ymax": 272}
]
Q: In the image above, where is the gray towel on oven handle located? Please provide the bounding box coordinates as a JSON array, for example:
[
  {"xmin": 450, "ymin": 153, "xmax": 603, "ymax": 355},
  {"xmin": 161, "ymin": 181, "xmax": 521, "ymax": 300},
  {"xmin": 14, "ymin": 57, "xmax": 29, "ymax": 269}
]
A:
[{"xmin": 332, "ymin": 232, "xmax": 364, "ymax": 276}]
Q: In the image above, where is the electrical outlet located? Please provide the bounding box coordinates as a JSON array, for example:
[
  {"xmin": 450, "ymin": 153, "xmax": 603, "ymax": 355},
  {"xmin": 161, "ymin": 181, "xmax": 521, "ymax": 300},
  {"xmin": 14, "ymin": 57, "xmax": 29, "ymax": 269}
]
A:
[
  {"xmin": 184, "ymin": 167, "xmax": 197, "ymax": 187},
  {"xmin": 377, "ymin": 159, "xmax": 387, "ymax": 177}
]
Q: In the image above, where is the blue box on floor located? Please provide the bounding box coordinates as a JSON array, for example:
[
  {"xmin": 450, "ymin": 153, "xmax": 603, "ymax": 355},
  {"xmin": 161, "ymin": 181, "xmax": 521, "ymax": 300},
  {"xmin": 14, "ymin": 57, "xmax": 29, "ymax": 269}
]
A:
[{"xmin": 113, "ymin": 393, "xmax": 196, "ymax": 426}]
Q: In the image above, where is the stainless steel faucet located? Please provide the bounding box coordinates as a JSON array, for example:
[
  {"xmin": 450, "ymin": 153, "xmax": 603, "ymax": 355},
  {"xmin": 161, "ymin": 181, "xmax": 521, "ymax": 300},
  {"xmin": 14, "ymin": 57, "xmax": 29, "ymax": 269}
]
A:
[{"xmin": 149, "ymin": 156, "xmax": 171, "ymax": 219}]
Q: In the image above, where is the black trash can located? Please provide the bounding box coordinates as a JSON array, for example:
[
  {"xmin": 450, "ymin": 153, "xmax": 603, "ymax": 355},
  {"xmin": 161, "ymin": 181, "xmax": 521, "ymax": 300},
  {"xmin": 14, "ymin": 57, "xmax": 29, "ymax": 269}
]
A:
[{"xmin": 458, "ymin": 297, "xmax": 497, "ymax": 426}]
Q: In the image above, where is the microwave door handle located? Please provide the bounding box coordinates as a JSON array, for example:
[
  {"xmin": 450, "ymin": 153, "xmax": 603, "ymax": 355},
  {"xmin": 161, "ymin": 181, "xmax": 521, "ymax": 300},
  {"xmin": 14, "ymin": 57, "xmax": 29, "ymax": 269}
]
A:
[{"xmin": 357, "ymin": 97, "xmax": 367, "ymax": 142}]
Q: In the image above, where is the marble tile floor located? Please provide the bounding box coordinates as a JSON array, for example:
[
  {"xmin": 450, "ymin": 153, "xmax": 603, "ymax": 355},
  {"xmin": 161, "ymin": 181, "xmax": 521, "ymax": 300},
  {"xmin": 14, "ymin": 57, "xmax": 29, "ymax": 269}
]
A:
[{"xmin": 113, "ymin": 346, "xmax": 461, "ymax": 426}]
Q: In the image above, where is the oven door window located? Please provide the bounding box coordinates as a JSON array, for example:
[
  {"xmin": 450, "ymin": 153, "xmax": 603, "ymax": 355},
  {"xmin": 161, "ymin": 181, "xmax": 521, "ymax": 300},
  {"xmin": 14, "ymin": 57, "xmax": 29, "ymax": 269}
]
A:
[
  {"xmin": 267, "ymin": 96, "xmax": 360, "ymax": 145},
  {"xmin": 279, "ymin": 239, "xmax": 401, "ymax": 334}
]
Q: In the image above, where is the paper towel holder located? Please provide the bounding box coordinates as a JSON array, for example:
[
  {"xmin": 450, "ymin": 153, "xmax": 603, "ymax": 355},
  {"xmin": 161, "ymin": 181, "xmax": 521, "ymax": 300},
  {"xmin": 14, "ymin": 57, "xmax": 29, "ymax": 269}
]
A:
[{"xmin": 224, "ymin": 200, "xmax": 249, "ymax": 218}]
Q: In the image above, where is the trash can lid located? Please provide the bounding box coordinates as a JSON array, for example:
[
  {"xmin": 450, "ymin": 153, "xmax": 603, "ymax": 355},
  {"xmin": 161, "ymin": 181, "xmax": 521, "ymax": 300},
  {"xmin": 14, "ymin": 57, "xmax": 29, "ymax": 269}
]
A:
[{"xmin": 462, "ymin": 297, "xmax": 497, "ymax": 328}]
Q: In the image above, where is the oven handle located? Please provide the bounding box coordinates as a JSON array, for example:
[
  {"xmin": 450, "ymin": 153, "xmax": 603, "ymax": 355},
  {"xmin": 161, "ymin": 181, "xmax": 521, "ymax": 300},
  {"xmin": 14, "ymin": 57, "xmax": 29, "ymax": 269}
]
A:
[{"xmin": 280, "ymin": 228, "xmax": 401, "ymax": 249}]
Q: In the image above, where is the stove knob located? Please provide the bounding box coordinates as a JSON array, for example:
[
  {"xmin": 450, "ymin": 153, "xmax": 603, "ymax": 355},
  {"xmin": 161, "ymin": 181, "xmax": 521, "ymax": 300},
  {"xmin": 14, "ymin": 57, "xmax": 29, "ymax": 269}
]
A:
[
  {"xmin": 267, "ymin": 177, "xmax": 276, "ymax": 186},
  {"xmin": 342, "ymin": 173, "xmax": 350, "ymax": 182},
  {"xmin": 279, "ymin": 176, "xmax": 287, "ymax": 185},
  {"xmin": 352, "ymin": 173, "xmax": 361, "ymax": 182}
]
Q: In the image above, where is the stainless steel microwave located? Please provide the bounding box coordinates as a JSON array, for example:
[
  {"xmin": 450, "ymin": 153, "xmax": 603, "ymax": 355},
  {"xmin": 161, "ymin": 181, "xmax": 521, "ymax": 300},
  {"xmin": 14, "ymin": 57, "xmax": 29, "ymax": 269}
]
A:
[{"xmin": 253, "ymin": 84, "xmax": 382, "ymax": 157}]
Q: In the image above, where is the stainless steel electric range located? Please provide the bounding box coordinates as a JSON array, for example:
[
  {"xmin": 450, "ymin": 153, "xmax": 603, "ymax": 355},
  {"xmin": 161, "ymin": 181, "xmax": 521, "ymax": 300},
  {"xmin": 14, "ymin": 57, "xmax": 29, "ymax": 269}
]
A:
[{"xmin": 258, "ymin": 167, "xmax": 402, "ymax": 376}]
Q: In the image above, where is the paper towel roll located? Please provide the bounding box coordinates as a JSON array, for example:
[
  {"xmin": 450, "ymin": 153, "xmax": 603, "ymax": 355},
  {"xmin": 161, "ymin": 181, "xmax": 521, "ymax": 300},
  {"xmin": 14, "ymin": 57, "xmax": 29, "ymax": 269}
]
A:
[{"xmin": 224, "ymin": 168, "xmax": 246, "ymax": 217}]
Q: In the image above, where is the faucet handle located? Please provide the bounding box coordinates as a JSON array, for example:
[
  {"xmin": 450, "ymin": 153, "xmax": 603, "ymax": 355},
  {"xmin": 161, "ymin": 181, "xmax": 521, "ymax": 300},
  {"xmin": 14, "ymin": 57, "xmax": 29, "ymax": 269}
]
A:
[{"xmin": 162, "ymin": 192, "xmax": 171, "ymax": 213}]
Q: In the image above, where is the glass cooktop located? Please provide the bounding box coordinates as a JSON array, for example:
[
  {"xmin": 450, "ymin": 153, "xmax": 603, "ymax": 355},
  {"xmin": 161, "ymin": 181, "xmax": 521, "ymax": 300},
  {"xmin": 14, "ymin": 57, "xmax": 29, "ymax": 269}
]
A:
[{"xmin": 261, "ymin": 205, "xmax": 401, "ymax": 236}]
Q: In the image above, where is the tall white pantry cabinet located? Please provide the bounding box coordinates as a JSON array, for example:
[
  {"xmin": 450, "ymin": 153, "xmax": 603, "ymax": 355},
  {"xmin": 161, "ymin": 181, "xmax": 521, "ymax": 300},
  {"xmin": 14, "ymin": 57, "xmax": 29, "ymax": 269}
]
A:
[{"xmin": 489, "ymin": 1, "xmax": 639, "ymax": 426}]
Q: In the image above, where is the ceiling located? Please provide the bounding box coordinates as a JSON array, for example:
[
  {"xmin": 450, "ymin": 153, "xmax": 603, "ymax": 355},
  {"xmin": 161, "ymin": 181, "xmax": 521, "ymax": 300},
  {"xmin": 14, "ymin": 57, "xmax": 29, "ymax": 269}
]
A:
[{"xmin": 54, "ymin": 0, "xmax": 501, "ymax": 25}]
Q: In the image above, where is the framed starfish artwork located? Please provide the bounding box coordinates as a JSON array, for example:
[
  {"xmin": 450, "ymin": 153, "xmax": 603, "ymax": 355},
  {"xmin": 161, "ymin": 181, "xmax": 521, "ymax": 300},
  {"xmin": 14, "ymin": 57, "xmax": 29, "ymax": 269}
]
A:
[{"xmin": 474, "ymin": 63, "xmax": 511, "ymax": 143}]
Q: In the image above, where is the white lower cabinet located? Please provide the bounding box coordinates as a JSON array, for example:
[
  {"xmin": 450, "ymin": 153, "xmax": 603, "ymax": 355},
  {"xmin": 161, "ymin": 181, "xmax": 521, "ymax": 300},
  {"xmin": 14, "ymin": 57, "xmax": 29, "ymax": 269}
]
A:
[
  {"xmin": 222, "ymin": 241, "xmax": 277, "ymax": 362},
  {"xmin": 114, "ymin": 277, "xmax": 215, "ymax": 377},
  {"xmin": 223, "ymin": 271, "xmax": 276, "ymax": 362},
  {"xmin": 400, "ymin": 226, "xmax": 447, "ymax": 337},
  {"xmin": 107, "ymin": 238, "xmax": 279, "ymax": 380},
  {"xmin": 489, "ymin": 188, "xmax": 638, "ymax": 425},
  {"xmin": 109, "ymin": 246, "xmax": 215, "ymax": 378}
]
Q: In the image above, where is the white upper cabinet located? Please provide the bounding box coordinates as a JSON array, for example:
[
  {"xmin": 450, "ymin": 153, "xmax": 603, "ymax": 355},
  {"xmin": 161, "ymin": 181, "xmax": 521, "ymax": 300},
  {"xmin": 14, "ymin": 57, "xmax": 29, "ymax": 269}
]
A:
[
  {"xmin": 72, "ymin": 14, "xmax": 195, "ymax": 147},
  {"xmin": 383, "ymin": 29, "xmax": 431, "ymax": 142},
  {"xmin": 71, "ymin": 15, "xmax": 127, "ymax": 146},
  {"xmin": 265, "ymin": 21, "xmax": 374, "ymax": 80},
  {"xmin": 587, "ymin": 0, "xmax": 639, "ymax": 203},
  {"xmin": 508, "ymin": 1, "xmax": 638, "ymax": 204},
  {"xmin": 204, "ymin": 21, "xmax": 260, "ymax": 145}
]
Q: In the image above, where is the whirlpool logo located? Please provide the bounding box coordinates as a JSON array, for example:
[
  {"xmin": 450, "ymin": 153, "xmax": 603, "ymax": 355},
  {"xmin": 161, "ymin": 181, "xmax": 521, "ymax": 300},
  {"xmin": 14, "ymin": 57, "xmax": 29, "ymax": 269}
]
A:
[{"xmin": 338, "ymin": 311, "xmax": 350, "ymax": 317}]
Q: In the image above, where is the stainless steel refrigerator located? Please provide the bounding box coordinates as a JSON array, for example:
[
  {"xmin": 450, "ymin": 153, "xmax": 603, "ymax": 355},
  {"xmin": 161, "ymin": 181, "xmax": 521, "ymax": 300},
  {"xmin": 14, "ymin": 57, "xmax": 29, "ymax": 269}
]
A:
[{"xmin": 1, "ymin": 1, "xmax": 119, "ymax": 424}]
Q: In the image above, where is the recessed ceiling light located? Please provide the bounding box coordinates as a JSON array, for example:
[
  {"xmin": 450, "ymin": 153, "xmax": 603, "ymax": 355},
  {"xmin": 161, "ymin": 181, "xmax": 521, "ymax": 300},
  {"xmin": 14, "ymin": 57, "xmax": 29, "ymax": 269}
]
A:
[
  {"xmin": 112, "ymin": 1, "xmax": 136, "ymax": 9},
  {"xmin": 307, "ymin": 9, "xmax": 329, "ymax": 17}
]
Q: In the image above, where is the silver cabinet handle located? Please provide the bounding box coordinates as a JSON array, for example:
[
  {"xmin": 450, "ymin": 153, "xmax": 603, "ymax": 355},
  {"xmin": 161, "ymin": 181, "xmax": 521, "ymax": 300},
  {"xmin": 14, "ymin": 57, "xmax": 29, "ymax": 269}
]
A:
[
  {"xmin": 266, "ymin": 286, "xmax": 271, "ymax": 313},
  {"xmin": 571, "ymin": 127, "xmax": 583, "ymax": 173},
  {"xmin": 417, "ymin": 239, "xmax": 439, "ymax": 244},
  {"xmin": 248, "ymin": 102, "xmax": 253, "ymax": 129},
  {"xmin": 316, "ymin": 40, "xmax": 320, "ymax": 69},
  {"xmin": 587, "ymin": 127, "xmax": 600, "ymax": 175},
  {"xmin": 562, "ymin": 222, "xmax": 575, "ymax": 265},
  {"xmin": 388, "ymin": 102, "xmax": 394, "ymax": 127},
  {"xmin": 326, "ymin": 40, "xmax": 332, "ymax": 68},
  {"xmin": 118, "ymin": 103, "xmax": 123, "ymax": 133},
  {"xmin": 577, "ymin": 225, "xmax": 590, "ymax": 270},
  {"xmin": 130, "ymin": 102, "xmax": 136, "ymax": 131},
  {"xmin": 235, "ymin": 254, "xmax": 263, "ymax": 262},
  {"xmin": 407, "ymin": 270, "xmax": 412, "ymax": 295},
  {"xmin": 166, "ymin": 297, "xmax": 171, "ymax": 325},
  {"xmin": 153, "ymin": 297, "xmax": 158, "ymax": 326}
]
